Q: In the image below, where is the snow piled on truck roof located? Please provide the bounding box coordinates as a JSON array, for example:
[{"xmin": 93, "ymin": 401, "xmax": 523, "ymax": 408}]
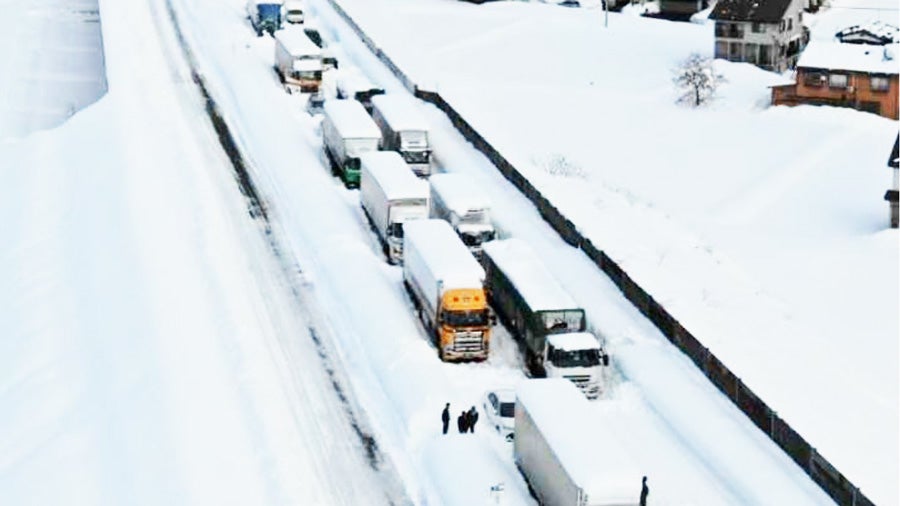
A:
[
  {"xmin": 323, "ymin": 99, "xmax": 381, "ymax": 139},
  {"xmin": 482, "ymin": 238, "xmax": 581, "ymax": 313},
  {"xmin": 360, "ymin": 152, "xmax": 429, "ymax": 201},
  {"xmin": 275, "ymin": 27, "xmax": 321, "ymax": 57},
  {"xmin": 429, "ymin": 172, "xmax": 491, "ymax": 217},
  {"xmin": 404, "ymin": 219, "xmax": 484, "ymax": 289},
  {"xmin": 517, "ymin": 378, "xmax": 643, "ymax": 503},
  {"xmin": 547, "ymin": 332, "xmax": 599, "ymax": 351},
  {"xmin": 371, "ymin": 93, "xmax": 430, "ymax": 132}
]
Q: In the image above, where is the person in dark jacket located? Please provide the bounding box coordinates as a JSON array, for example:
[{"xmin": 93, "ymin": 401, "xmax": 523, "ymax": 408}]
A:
[
  {"xmin": 640, "ymin": 476, "xmax": 649, "ymax": 506},
  {"xmin": 467, "ymin": 406, "xmax": 479, "ymax": 433},
  {"xmin": 441, "ymin": 403, "xmax": 451, "ymax": 434},
  {"xmin": 457, "ymin": 411, "xmax": 468, "ymax": 433}
]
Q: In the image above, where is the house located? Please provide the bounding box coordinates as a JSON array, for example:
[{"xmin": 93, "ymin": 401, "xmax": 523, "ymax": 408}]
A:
[
  {"xmin": 887, "ymin": 136, "xmax": 899, "ymax": 228},
  {"xmin": 836, "ymin": 21, "xmax": 898, "ymax": 46},
  {"xmin": 658, "ymin": 0, "xmax": 709, "ymax": 21},
  {"xmin": 710, "ymin": 0, "xmax": 808, "ymax": 72},
  {"xmin": 771, "ymin": 42, "xmax": 899, "ymax": 119}
]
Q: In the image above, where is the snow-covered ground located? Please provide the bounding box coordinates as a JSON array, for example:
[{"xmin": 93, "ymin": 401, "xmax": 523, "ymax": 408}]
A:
[
  {"xmin": 1, "ymin": 0, "xmax": 892, "ymax": 504},
  {"xmin": 0, "ymin": 0, "xmax": 401, "ymax": 504},
  {"xmin": 300, "ymin": 0, "xmax": 898, "ymax": 503}
]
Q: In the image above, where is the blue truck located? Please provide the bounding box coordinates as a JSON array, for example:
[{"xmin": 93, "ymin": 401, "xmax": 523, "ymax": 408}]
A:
[{"xmin": 247, "ymin": 0, "xmax": 284, "ymax": 36}]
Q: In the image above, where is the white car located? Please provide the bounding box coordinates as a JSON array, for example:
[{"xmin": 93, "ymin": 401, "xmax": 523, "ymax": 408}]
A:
[{"xmin": 482, "ymin": 389, "xmax": 516, "ymax": 442}]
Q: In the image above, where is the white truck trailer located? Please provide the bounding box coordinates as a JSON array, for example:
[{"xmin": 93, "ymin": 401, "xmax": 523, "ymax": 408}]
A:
[
  {"xmin": 370, "ymin": 94, "xmax": 432, "ymax": 177},
  {"xmin": 429, "ymin": 173, "xmax": 496, "ymax": 256},
  {"xmin": 322, "ymin": 100, "xmax": 382, "ymax": 188},
  {"xmin": 403, "ymin": 219, "xmax": 491, "ymax": 361},
  {"xmin": 274, "ymin": 28, "xmax": 323, "ymax": 93},
  {"xmin": 482, "ymin": 238, "xmax": 607, "ymax": 399},
  {"xmin": 515, "ymin": 378, "xmax": 644, "ymax": 506},
  {"xmin": 359, "ymin": 152, "xmax": 430, "ymax": 264}
]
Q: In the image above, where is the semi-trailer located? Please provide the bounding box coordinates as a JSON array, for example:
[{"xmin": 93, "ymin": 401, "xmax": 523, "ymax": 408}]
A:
[
  {"xmin": 403, "ymin": 219, "xmax": 491, "ymax": 361},
  {"xmin": 359, "ymin": 152, "xmax": 430, "ymax": 264},
  {"xmin": 482, "ymin": 238, "xmax": 607, "ymax": 399},
  {"xmin": 429, "ymin": 173, "xmax": 496, "ymax": 256},
  {"xmin": 322, "ymin": 100, "xmax": 382, "ymax": 188},
  {"xmin": 370, "ymin": 94, "xmax": 432, "ymax": 176},
  {"xmin": 515, "ymin": 379, "xmax": 644, "ymax": 506}
]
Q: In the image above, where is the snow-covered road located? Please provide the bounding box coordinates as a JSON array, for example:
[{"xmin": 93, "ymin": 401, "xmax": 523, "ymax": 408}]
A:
[{"xmin": 0, "ymin": 0, "xmax": 402, "ymax": 504}]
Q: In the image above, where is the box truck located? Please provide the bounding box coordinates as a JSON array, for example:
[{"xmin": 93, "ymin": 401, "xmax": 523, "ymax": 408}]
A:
[
  {"xmin": 247, "ymin": 0, "xmax": 283, "ymax": 36},
  {"xmin": 403, "ymin": 219, "xmax": 491, "ymax": 361},
  {"xmin": 274, "ymin": 28, "xmax": 322, "ymax": 93},
  {"xmin": 482, "ymin": 238, "xmax": 607, "ymax": 399},
  {"xmin": 322, "ymin": 100, "xmax": 382, "ymax": 188},
  {"xmin": 515, "ymin": 379, "xmax": 644, "ymax": 506},
  {"xmin": 360, "ymin": 152, "xmax": 430, "ymax": 264},
  {"xmin": 429, "ymin": 173, "xmax": 496, "ymax": 256},
  {"xmin": 370, "ymin": 94, "xmax": 432, "ymax": 176}
]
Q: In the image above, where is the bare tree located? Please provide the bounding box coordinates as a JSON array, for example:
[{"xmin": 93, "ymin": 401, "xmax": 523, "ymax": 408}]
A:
[{"xmin": 673, "ymin": 53, "xmax": 725, "ymax": 107}]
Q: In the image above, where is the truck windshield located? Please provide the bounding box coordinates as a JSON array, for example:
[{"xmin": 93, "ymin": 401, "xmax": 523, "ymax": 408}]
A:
[
  {"xmin": 443, "ymin": 309, "xmax": 489, "ymax": 327},
  {"xmin": 499, "ymin": 402, "xmax": 515, "ymax": 418},
  {"xmin": 401, "ymin": 150, "xmax": 430, "ymax": 164},
  {"xmin": 388, "ymin": 222, "xmax": 404, "ymax": 238},
  {"xmin": 554, "ymin": 348, "xmax": 601, "ymax": 368}
]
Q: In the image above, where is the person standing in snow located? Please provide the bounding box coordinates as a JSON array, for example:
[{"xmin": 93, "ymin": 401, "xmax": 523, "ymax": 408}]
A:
[
  {"xmin": 467, "ymin": 406, "xmax": 479, "ymax": 433},
  {"xmin": 457, "ymin": 411, "xmax": 468, "ymax": 433},
  {"xmin": 640, "ymin": 476, "xmax": 649, "ymax": 506},
  {"xmin": 441, "ymin": 403, "xmax": 450, "ymax": 434}
]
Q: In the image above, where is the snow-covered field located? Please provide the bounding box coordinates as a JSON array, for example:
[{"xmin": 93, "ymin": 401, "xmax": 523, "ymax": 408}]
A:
[
  {"xmin": 304, "ymin": 0, "xmax": 899, "ymax": 503},
  {"xmin": 0, "ymin": 0, "xmax": 893, "ymax": 504}
]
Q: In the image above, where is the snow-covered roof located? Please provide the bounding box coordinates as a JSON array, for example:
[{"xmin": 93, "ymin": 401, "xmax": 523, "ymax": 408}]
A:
[
  {"xmin": 798, "ymin": 41, "xmax": 899, "ymax": 74},
  {"xmin": 546, "ymin": 332, "xmax": 599, "ymax": 351},
  {"xmin": 836, "ymin": 21, "xmax": 899, "ymax": 46},
  {"xmin": 404, "ymin": 219, "xmax": 484, "ymax": 289},
  {"xmin": 482, "ymin": 238, "xmax": 581, "ymax": 312},
  {"xmin": 323, "ymin": 100, "xmax": 382, "ymax": 139},
  {"xmin": 292, "ymin": 58, "xmax": 322, "ymax": 72},
  {"xmin": 275, "ymin": 28, "xmax": 321, "ymax": 57},
  {"xmin": 371, "ymin": 94, "xmax": 429, "ymax": 132},
  {"xmin": 429, "ymin": 173, "xmax": 492, "ymax": 217},
  {"xmin": 360, "ymin": 152, "xmax": 429, "ymax": 201},
  {"xmin": 337, "ymin": 71, "xmax": 382, "ymax": 96},
  {"xmin": 517, "ymin": 379, "xmax": 643, "ymax": 502}
]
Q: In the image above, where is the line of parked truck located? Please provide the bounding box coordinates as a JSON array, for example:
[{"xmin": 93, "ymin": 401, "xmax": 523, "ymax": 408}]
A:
[{"xmin": 244, "ymin": 7, "xmax": 646, "ymax": 502}]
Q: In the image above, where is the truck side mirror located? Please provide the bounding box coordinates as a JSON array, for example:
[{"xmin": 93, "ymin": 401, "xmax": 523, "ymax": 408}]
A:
[
  {"xmin": 490, "ymin": 313, "xmax": 498, "ymax": 326},
  {"xmin": 602, "ymin": 353, "xmax": 610, "ymax": 367}
]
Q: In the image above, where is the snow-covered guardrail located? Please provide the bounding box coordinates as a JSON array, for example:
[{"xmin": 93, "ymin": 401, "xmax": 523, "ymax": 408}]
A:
[{"xmin": 321, "ymin": 1, "xmax": 875, "ymax": 505}]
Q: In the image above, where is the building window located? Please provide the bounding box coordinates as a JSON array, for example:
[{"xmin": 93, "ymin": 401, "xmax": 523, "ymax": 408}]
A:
[
  {"xmin": 829, "ymin": 73, "xmax": 848, "ymax": 89},
  {"xmin": 788, "ymin": 18, "xmax": 793, "ymax": 30},
  {"xmin": 803, "ymin": 71, "xmax": 826, "ymax": 87},
  {"xmin": 715, "ymin": 41, "xmax": 728, "ymax": 58},
  {"xmin": 752, "ymin": 22, "xmax": 763, "ymax": 33},
  {"xmin": 780, "ymin": 19, "xmax": 786, "ymax": 32},
  {"xmin": 745, "ymin": 43, "xmax": 759, "ymax": 64},
  {"xmin": 871, "ymin": 75, "xmax": 890, "ymax": 91},
  {"xmin": 759, "ymin": 45, "xmax": 772, "ymax": 65},
  {"xmin": 729, "ymin": 42, "xmax": 742, "ymax": 61}
]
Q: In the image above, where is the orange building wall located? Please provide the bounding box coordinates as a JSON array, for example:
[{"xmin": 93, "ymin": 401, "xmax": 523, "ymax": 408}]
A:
[{"xmin": 772, "ymin": 70, "xmax": 899, "ymax": 119}]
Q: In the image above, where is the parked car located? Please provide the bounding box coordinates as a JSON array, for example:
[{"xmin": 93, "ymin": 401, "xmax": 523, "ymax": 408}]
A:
[{"xmin": 482, "ymin": 389, "xmax": 516, "ymax": 442}]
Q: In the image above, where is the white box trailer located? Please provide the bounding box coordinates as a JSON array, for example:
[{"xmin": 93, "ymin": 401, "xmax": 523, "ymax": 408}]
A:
[
  {"xmin": 322, "ymin": 100, "xmax": 382, "ymax": 188},
  {"xmin": 403, "ymin": 219, "xmax": 491, "ymax": 361},
  {"xmin": 359, "ymin": 152, "xmax": 430, "ymax": 264},
  {"xmin": 429, "ymin": 173, "xmax": 496, "ymax": 255},
  {"xmin": 482, "ymin": 238, "xmax": 607, "ymax": 399},
  {"xmin": 274, "ymin": 28, "xmax": 322, "ymax": 93},
  {"xmin": 515, "ymin": 379, "xmax": 644, "ymax": 506},
  {"xmin": 370, "ymin": 94, "xmax": 432, "ymax": 177}
]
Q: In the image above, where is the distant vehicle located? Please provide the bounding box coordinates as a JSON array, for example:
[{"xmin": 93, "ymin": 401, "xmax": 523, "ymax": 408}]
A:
[
  {"xmin": 322, "ymin": 100, "xmax": 382, "ymax": 188},
  {"xmin": 482, "ymin": 389, "xmax": 515, "ymax": 442},
  {"xmin": 370, "ymin": 94, "xmax": 432, "ymax": 176},
  {"xmin": 403, "ymin": 219, "xmax": 491, "ymax": 361},
  {"xmin": 247, "ymin": 0, "xmax": 284, "ymax": 36},
  {"xmin": 515, "ymin": 379, "xmax": 643, "ymax": 506},
  {"xmin": 359, "ymin": 152, "xmax": 430, "ymax": 264},
  {"xmin": 559, "ymin": 0, "xmax": 581, "ymax": 7},
  {"xmin": 429, "ymin": 173, "xmax": 496, "ymax": 256},
  {"xmin": 273, "ymin": 28, "xmax": 323, "ymax": 93},
  {"xmin": 336, "ymin": 71, "xmax": 385, "ymax": 113},
  {"xmin": 283, "ymin": 0, "xmax": 304, "ymax": 23},
  {"xmin": 481, "ymin": 238, "xmax": 608, "ymax": 399}
]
